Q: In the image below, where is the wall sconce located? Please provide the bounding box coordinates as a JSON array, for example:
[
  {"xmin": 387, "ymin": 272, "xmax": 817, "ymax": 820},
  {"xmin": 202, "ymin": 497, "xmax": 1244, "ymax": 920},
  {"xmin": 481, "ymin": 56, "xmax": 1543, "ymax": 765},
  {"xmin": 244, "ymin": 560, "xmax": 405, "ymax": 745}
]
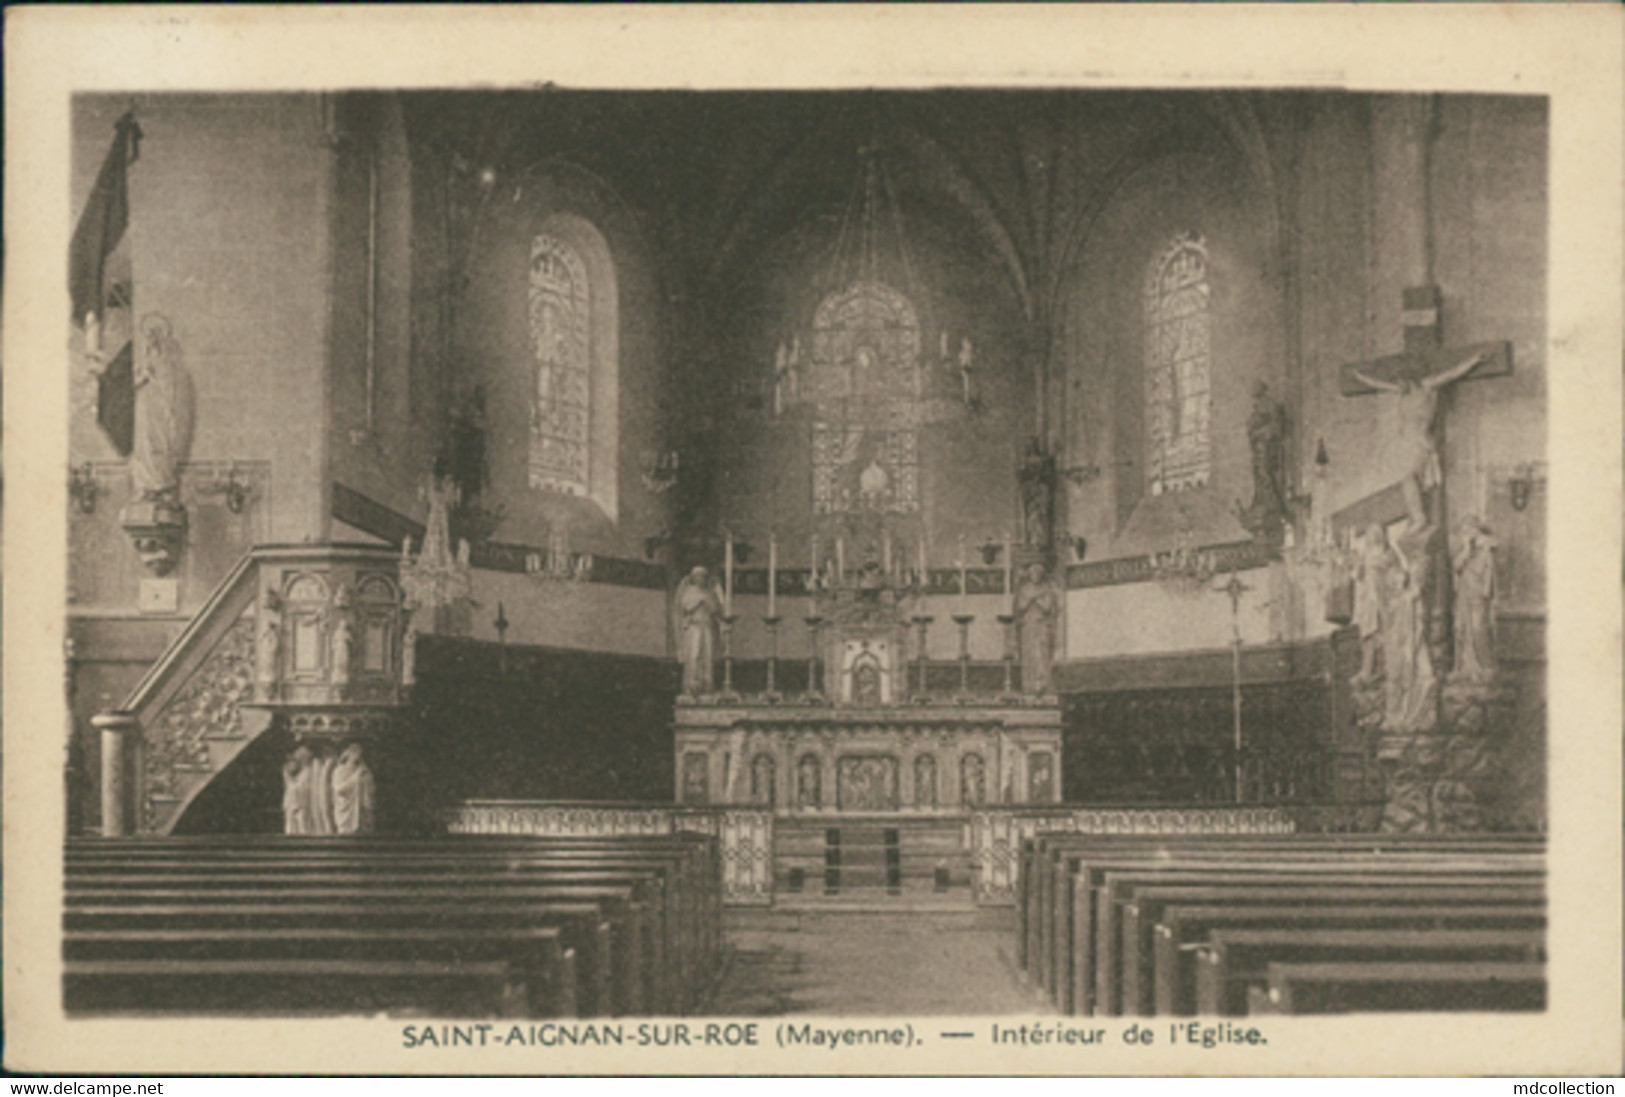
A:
[
  {"xmin": 69, "ymin": 463, "xmax": 100, "ymax": 515},
  {"xmin": 1063, "ymin": 457, "xmax": 1133, "ymax": 486},
  {"xmin": 640, "ymin": 450, "xmax": 680, "ymax": 495},
  {"xmin": 204, "ymin": 463, "xmax": 252, "ymax": 514},
  {"xmin": 1508, "ymin": 464, "xmax": 1536, "ymax": 512}
]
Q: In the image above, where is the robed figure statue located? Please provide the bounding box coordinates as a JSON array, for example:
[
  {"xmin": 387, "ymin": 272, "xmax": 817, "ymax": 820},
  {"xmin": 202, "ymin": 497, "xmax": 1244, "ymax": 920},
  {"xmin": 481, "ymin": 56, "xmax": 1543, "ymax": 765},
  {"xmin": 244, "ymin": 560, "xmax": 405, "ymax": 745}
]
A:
[
  {"xmin": 675, "ymin": 566, "xmax": 723, "ymax": 697},
  {"xmin": 1015, "ymin": 562, "xmax": 1060, "ymax": 696}
]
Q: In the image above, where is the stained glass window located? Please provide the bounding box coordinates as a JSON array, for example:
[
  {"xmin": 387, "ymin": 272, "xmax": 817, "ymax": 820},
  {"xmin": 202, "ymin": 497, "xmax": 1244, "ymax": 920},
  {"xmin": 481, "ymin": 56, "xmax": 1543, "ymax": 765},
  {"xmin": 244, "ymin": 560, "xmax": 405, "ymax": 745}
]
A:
[
  {"xmin": 528, "ymin": 233, "xmax": 591, "ymax": 495},
  {"xmin": 1144, "ymin": 233, "xmax": 1212, "ymax": 495}
]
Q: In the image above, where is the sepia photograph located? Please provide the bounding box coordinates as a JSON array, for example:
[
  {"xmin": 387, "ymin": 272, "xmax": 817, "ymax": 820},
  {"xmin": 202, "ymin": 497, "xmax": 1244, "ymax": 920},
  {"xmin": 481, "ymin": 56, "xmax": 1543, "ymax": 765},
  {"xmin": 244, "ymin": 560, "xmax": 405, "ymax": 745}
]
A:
[{"xmin": 5, "ymin": 6, "xmax": 1620, "ymax": 1078}]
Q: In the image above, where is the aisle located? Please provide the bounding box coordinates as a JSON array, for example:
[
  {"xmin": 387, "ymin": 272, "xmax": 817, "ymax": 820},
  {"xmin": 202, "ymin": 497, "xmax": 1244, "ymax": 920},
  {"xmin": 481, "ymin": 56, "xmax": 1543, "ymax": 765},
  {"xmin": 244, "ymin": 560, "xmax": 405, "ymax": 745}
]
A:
[{"xmin": 703, "ymin": 911, "xmax": 1055, "ymax": 1016}]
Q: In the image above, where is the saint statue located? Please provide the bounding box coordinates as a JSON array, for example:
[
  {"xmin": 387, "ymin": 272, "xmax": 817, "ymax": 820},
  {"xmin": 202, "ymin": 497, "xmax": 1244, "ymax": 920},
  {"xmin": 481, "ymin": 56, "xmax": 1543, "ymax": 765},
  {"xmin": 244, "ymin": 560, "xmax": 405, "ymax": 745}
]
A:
[
  {"xmin": 914, "ymin": 754, "xmax": 938, "ymax": 809},
  {"xmin": 130, "ymin": 314, "xmax": 195, "ymax": 501},
  {"xmin": 1380, "ymin": 515, "xmax": 1440, "ymax": 732},
  {"xmin": 960, "ymin": 753, "xmax": 987, "ymax": 807},
  {"xmin": 329, "ymin": 613, "xmax": 354, "ymax": 688},
  {"xmin": 282, "ymin": 744, "xmax": 334, "ymax": 836},
  {"xmin": 1017, "ymin": 437, "xmax": 1057, "ymax": 551},
  {"xmin": 1245, "ymin": 381, "xmax": 1288, "ymax": 524},
  {"xmin": 1349, "ymin": 525, "xmax": 1390, "ymax": 686},
  {"xmin": 330, "ymin": 742, "xmax": 376, "ymax": 835},
  {"xmin": 797, "ymin": 754, "xmax": 822, "ymax": 810},
  {"xmin": 1015, "ymin": 562, "xmax": 1060, "ymax": 696},
  {"xmin": 1451, "ymin": 518, "xmax": 1498, "ymax": 684},
  {"xmin": 257, "ymin": 614, "xmax": 281, "ymax": 693},
  {"xmin": 1351, "ymin": 351, "xmax": 1488, "ymax": 522},
  {"xmin": 675, "ymin": 566, "xmax": 722, "ymax": 697}
]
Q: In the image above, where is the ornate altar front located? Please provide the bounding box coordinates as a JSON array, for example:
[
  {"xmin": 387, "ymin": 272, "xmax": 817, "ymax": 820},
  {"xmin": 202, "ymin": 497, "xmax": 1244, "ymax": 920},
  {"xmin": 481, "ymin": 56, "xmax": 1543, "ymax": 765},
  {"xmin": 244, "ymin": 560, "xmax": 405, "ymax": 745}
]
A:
[{"xmin": 673, "ymin": 561, "xmax": 1063, "ymax": 813}]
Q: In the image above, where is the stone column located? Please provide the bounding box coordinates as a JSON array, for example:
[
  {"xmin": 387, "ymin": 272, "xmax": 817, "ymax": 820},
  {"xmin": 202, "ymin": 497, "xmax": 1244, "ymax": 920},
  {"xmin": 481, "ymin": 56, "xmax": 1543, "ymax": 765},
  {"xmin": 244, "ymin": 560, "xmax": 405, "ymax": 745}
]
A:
[{"xmin": 91, "ymin": 712, "xmax": 140, "ymax": 837}]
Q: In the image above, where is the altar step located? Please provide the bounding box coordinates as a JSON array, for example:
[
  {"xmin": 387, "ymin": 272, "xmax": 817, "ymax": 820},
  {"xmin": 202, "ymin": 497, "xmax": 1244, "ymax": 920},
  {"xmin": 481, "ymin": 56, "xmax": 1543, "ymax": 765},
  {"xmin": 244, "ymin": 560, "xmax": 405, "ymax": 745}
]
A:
[{"xmin": 772, "ymin": 817, "xmax": 975, "ymax": 901}]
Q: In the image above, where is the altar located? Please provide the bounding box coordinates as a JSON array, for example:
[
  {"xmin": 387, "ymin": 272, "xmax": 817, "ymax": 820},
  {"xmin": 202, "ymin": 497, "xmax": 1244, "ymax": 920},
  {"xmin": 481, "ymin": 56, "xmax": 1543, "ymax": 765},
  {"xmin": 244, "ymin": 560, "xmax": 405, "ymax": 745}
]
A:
[
  {"xmin": 674, "ymin": 703, "xmax": 1062, "ymax": 812},
  {"xmin": 673, "ymin": 553, "xmax": 1063, "ymax": 813}
]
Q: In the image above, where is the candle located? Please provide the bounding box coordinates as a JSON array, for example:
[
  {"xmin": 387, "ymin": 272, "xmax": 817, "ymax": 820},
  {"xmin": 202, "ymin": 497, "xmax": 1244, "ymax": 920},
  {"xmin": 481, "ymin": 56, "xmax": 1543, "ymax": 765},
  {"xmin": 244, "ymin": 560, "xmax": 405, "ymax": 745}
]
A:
[
  {"xmin": 918, "ymin": 537, "xmax": 928, "ymax": 591},
  {"xmin": 768, "ymin": 532, "xmax": 778, "ymax": 618},
  {"xmin": 724, "ymin": 533, "xmax": 735, "ymax": 616},
  {"xmin": 836, "ymin": 537, "xmax": 845, "ymax": 581},
  {"xmin": 882, "ymin": 527, "xmax": 893, "ymax": 579},
  {"xmin": 1005, "ymin": 536, "xmax": 1015, "ymax": 606},
  {"xmin": 810, "ymin": 535, "xmax": 820, "ymax": 591},
  {"xmin": 957, "ymin": 534, "xmax": 968, "ymax": 613},
  {"xmin": 940, "ymin": 331, "xmax": 949, "ymax": 358}
]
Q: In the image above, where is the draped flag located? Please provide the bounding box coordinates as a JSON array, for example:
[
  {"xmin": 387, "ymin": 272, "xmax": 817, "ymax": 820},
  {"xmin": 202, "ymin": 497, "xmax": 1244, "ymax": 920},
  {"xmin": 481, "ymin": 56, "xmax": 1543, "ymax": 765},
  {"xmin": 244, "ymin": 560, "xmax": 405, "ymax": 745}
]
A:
[{"xmin": 70, "ymin": 111, "xmax": 142, "ymax": 456}]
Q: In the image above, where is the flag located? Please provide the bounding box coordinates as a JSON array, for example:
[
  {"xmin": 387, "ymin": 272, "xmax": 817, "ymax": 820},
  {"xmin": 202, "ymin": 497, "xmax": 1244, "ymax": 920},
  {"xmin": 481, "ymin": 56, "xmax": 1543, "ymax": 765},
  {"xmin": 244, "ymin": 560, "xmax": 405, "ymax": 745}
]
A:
[{"xmin": 70, "ymin": 111, "xmax": 141, "ymax": 456}]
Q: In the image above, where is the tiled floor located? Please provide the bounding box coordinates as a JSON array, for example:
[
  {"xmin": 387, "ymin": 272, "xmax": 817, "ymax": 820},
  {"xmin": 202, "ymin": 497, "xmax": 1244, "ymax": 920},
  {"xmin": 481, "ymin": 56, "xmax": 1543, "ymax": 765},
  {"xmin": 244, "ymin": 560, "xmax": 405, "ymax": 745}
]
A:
[{"xmin": 704, "ymin": 912, "xmax": 1055, "ymax": 1016}]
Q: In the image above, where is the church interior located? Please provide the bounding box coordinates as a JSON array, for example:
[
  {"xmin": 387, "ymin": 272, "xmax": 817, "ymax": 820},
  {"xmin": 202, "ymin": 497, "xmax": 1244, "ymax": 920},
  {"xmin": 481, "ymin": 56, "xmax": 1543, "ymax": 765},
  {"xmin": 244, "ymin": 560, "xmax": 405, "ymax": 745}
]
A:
[{"xmin": 61, "ymin": 88, "xmax": 1549, "ymax": 1019}]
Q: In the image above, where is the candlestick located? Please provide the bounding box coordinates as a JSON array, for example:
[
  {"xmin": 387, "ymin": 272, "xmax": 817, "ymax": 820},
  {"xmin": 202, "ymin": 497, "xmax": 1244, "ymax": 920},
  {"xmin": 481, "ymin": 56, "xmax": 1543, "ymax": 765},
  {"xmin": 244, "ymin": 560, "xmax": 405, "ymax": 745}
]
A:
[
  {"xmin": 804, "ymin": 614, "xmax": 827, "ymax": 703},
  {"xmin": 957, "ymin": 534, "xmax": 968, "ymax": 613},
  {"xmin": 911, "ymin": 614, "xmax": 934, "ymax": 702},
  {"xmin": 952, "ymin": 612, "xmax": 974, "ymax": 701},
  {"xmin": 720, "ymin": 613, "xmax": 740, "ymax": 702},
  {"xmin": 882, "ymin": 527, "xmax": 893, "ymax": 580},
  {"xmin": 836, "ymin": 536, "xmax": 845, "ymax": 583},
  {"xmin": 768, "ymin": 533, "xmax": 778, "ymax": 619},
  {"xmin": 724, "ymin": 533, "xmax": 735, "ymax": 616},
  {"xmin": 763, "ymin": 614, "xmax": 782, "ymax": 702}
]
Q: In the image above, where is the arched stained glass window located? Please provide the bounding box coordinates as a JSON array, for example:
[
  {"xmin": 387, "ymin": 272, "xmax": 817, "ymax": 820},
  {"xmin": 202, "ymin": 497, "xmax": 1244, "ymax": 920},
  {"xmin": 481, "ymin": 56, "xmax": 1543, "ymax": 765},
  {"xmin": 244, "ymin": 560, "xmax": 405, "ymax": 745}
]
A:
[
  {"xmin": 1144, "ymin": 233, "xmax": 1212, "ymax": 495},
  {"xmin": 528, "ymin": 233, "xmax": 592, "ymax": 496}
]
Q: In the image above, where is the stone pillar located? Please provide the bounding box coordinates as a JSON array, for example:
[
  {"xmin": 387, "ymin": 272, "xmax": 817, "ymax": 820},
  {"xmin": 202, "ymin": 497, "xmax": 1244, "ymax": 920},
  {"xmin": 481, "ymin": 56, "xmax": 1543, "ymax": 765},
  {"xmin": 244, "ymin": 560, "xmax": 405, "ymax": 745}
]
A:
[{"xmin": 91, "ymin": 712, "xmax": 140, "ymax": 837}]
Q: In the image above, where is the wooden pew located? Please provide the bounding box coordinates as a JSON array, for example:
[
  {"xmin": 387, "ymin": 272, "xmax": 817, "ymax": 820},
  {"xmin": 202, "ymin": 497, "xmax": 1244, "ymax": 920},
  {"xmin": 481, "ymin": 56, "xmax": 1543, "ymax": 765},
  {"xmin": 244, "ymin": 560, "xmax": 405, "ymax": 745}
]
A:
[
  {"xmin": 67, "ymin": 837, "xmax": 719, "ymax": 1009},
  {"xmin": 1193, "ymin": 926, "xmax": 1545, "ymax": 1015},
  {"xmin": 1066, "ymin": 859, "xmax": 1539, "ymax": 1016},
  {"xmin": 1023, "ymin": 834, "xmax": 1540, "ymax": 1002},
  {"xmin": 64, "ymin": 888, "xmax": 639, "ymax": 1017},
  {"xmin": 1018, "ymin": 832, "xmax": 1542, "ymax": 983},
  {"xmin": 64, "ymin": 958, "xmax": 531, "ymax": 1017},
  {"xmin": 63, "ymin": 834, "xmax": 725, "ymax": 1018},
  {"xmin": 67, "ymin": 872, "xmax": 668, "ymax": 1012},
  {"xmin": 1087, "ymin": 861, "xmax": 1542, "ymax": 1016},
  {"xmin": 1143, "ymin": 897, "xmax": 1545, "ymax": 1017},
  {"xmin": 1248, "ymin": 960, "xmax": 1547, "ymax": 1014}
]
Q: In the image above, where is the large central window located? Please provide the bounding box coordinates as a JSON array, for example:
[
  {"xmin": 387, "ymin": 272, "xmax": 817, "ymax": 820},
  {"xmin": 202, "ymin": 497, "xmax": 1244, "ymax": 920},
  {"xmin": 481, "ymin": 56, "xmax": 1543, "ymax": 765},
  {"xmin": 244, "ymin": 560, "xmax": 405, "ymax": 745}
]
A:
[{"xmin": 1144, "ymin": 232, "xmax": 1212, "ymax": 495}]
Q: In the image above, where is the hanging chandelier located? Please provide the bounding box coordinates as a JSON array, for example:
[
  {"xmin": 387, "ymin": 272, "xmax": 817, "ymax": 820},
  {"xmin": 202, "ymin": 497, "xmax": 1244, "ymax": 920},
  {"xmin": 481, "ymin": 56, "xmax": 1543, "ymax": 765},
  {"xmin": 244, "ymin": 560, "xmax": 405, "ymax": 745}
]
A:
[{"xmin": 767, "ymin": 134, "xmax": 978, "ymax": 422}]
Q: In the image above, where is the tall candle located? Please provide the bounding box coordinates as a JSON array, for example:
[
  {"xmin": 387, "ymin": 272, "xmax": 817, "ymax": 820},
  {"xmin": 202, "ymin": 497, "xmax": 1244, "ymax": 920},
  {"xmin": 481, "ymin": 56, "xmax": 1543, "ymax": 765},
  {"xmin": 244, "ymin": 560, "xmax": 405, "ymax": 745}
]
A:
[
  {"xmin": 1005, "ymin": 536, "xmax": 1015, "ymax": 607},
  {"xmin": 836, "ymin": 537, "xmax": 845, "ymax": 581},
  {"xmin": 918, "ymin": 537, "xmax": 928, "ymax": 591},
  {"xmin": 882, "ymin": 527, "xmax": 893, "ymax": 579},
  {"xmin": 957, "ymin": 534, "xmax": 968, "ymax": 613},
  {"xmin": 768, "ymin": 533, "xmax": 778, "ymax": 618},
  {"xmin": 810, "ymin": 535, "xmax": 819, "ymax": 590},
  {"xmin": 724, "ymin": 533, "xmax": 735, "ymax": 616}
]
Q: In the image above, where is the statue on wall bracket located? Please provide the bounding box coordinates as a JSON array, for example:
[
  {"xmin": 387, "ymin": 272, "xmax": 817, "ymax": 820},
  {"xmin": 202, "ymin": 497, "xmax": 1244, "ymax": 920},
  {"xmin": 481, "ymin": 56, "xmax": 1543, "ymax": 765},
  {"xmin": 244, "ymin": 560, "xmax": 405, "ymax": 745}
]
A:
[{"xmin": 1236, "ymin": 380, "xmax": 1289, "ymax": 556}]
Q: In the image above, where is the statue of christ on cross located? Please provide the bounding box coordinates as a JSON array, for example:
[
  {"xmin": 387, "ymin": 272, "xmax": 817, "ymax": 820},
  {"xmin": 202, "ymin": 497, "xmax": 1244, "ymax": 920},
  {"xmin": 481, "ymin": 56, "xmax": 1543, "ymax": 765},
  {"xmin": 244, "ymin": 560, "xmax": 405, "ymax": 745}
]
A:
[{"xmin": 1350, "ymin": 349, "xmax": 1489, "ymax": 524}]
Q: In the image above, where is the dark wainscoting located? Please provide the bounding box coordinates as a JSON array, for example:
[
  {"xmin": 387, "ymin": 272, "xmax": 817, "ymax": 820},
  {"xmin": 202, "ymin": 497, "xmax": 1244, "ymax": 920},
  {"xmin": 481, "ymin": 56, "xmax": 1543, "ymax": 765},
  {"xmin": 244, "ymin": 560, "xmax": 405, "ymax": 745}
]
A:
[
  {"xmin": 1057, "ymin": 636, "xmax": 1351, "ymax": 805},
  {"xmin": 389, "ymin": 635, "xmax": 682, "ymax": 832}
]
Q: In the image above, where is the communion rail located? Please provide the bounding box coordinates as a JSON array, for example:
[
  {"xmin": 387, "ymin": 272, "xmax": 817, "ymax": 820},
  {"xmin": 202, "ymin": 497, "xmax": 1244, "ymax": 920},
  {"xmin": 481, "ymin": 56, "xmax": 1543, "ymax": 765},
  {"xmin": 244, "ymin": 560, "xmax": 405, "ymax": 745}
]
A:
[{"xmin": 443, "ymin": 799, "xmax": 1378, "ymax": 907}]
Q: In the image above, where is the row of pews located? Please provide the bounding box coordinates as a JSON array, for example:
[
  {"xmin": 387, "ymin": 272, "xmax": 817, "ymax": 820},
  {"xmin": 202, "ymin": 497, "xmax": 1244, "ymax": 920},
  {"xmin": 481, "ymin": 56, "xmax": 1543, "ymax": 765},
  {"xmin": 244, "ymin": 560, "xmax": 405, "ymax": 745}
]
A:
[
  {"xmin": 63, "ymin": 834, "xmax": 723, "ymax": 1019},
  {"xmin": 1017, "ymin": 832, "xmax": 1546, "ymax": 1016}
]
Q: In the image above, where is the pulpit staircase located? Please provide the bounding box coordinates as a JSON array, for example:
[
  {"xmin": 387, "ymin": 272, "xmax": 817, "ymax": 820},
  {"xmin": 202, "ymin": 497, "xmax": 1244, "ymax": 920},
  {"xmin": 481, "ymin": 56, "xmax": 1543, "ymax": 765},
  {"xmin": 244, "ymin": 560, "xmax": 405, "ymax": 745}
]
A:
[
  {"xmin": 85, "ymin": 543, "xmax": 406, "ymax": 836},
  {"xmin": 772, "ymin": 815, "xmax": 975, "ymax": 908}
]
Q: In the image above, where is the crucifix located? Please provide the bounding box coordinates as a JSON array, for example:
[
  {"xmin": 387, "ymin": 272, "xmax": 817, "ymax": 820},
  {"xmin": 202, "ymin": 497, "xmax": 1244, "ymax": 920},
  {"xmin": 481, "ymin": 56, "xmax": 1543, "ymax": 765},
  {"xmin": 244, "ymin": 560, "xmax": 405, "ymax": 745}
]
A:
[{"xmin": 1340, "ymin": 285, "xmax": 1513, "ymax": 671}]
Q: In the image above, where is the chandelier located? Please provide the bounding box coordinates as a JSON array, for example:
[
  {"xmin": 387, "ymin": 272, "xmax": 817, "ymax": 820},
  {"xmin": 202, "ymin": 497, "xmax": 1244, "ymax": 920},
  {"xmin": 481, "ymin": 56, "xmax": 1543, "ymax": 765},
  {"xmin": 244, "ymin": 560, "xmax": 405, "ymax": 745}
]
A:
[{"xmin": 769, "ymin": 131, "xmax": 978, "ymax": 419}]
